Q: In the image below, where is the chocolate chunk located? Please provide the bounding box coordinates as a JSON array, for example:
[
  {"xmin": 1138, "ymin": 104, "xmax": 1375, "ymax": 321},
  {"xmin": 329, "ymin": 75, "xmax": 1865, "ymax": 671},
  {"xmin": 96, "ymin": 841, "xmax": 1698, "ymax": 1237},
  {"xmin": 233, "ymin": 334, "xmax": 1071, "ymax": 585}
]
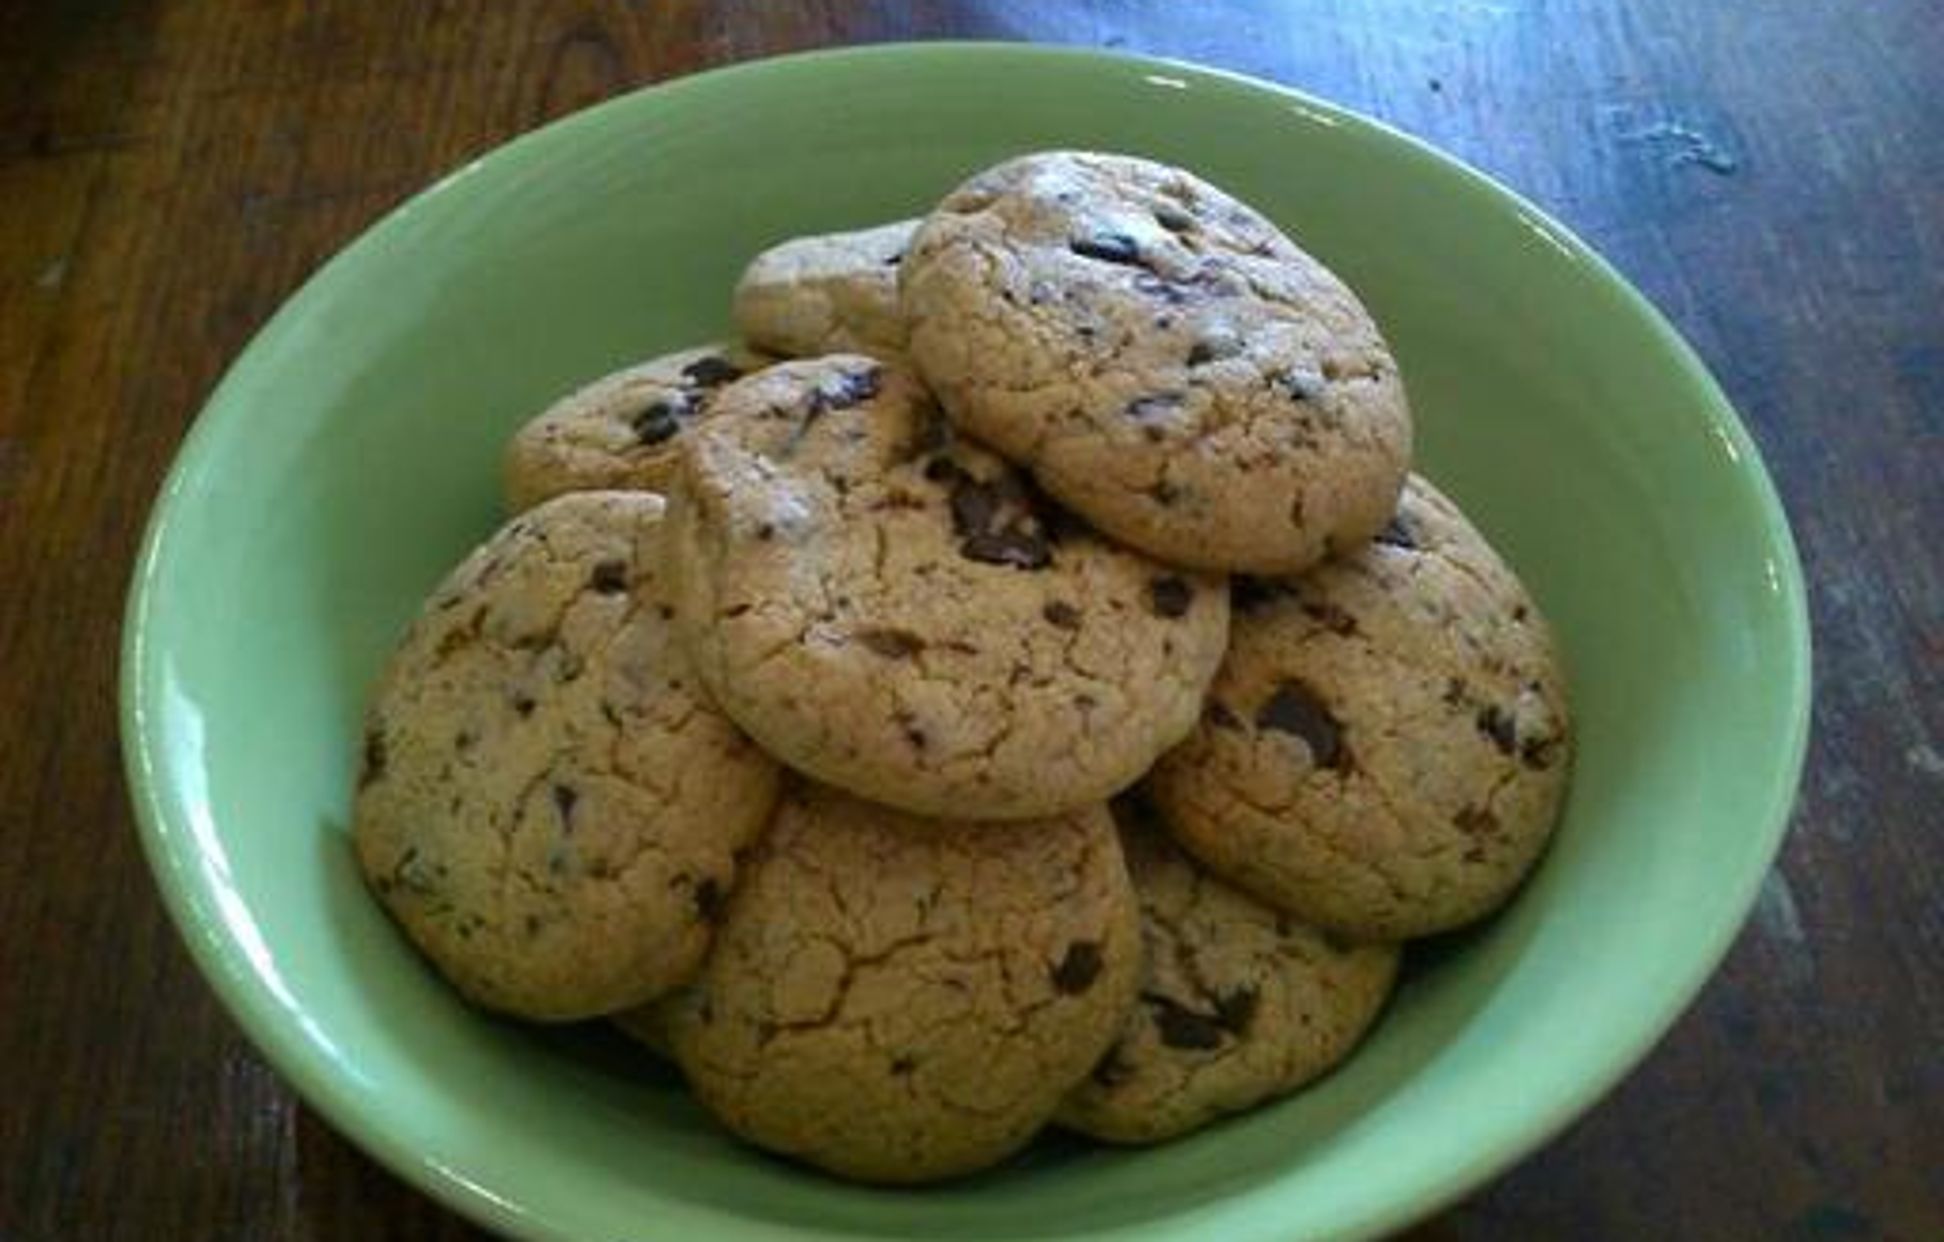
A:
[
  {"xmin": 1374, "ymin": 515, "xmax": 1418, "ymax": 549},
  {"xmin": 679, "ymin": 355, "xmax": 744, "ymax": 388},
  {"xmin": 856, "ymin": 627, "xmax": 925, "ymax": 659},
  {"xmin": 1256, "ymin": 681, "xmax": 1346, "ymax": 770},
  {"xmin": 1146, "ymin": 995, "xmax": 1226, "ymax": 1050},
  {"xmin": 1153, "ymin": 203, "xmax": 1196, "ymax": 232},
  {"xmin": 1521, "ymin": 732, "xmax": 1560, "ymax": 770},
  {"xmin": 1215, "ymin": 987, "xmax": 1259, "ymax": 1035},
  {"xmin": 694, "ymin": 876, "xmax": 725, "ymax": 923},
  {"xmin": 1051, "ymin": 940, "xmax": 1105, "ymax": 994},
  {"xmin": 883, "ymin": 251, "xmax": 904, "ymax": 267},
  {"xmin": 1205, "ymin": 699, "xmax": 1243, "ymax": 730},
  {"xmin": 1042, "ymin": 601, "xmax": 1082, "ymax": 629},
  {"xmin": 1232, "ymin": 575, "xmax": 1290, "ymax": 611},
  {"xmin": 359, "ymin": 728, "xmax": 387, "ymax": 788},
  {"xmin": 1476, "ymin": 706, "xmax": 1517, "ymax": 755},
  {"xmin": 552, "ymin": 783, "xmax": 578, "ymax": 825},
  {"xmin": 1133, "ymin": 273, "xmax": 1191, "ymax": 304},
  {"xmin": 806, "ymin": 365, "xmax": 882, "ymax": 416},
  {"xmin": 1149, "ymin": 575, "xmax": 1194, "ymax": 618},
  {"xmin": 1090, "ymin": 1044, "xmax": 1134, "ymax": 1088},
  {"xmin": 1070, "ymin": 231, "xmax": 1144, "ymax": 266},
  {"xmin": 632, "ymin": 393, "xmax": 693, "ymax": 445},
  {"xmin": 1453, "ymin": 805, "xmax": 1498, "ymax": 836},
  {"xmin": 589, "ymin": 559, "xmax": 628, "ymax": 594},
  {"xmin": 961, "ymin": 529, "xmax": 1052, "ymax": 569},
  {"xmin": 1301, "ymin": 598, "xmax": 1358, "ymax": 635}
]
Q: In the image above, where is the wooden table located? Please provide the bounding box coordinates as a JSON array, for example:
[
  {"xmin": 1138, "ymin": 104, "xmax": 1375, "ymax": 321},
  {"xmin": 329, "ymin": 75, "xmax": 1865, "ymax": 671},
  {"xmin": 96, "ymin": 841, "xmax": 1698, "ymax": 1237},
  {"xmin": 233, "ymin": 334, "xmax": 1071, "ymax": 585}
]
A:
[{"xmin": 2, "ymin": 2, "xmax": 1937, "ymax": 1238}]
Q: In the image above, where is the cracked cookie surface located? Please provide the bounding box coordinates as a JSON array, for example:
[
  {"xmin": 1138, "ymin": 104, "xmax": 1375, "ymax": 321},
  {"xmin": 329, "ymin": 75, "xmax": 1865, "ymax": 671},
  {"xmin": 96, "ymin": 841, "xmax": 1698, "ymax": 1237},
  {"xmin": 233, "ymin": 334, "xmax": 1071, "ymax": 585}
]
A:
[
  {"xmin": 1057, "ymin": 795, "xmax": 1398, "ymax": 1144},
  {"xmin": 1151, "ymin": 474, "xmax": 1571, "ymax": 938},
  {"xmin": 352, "ymin": 491, "xmax": 782, "ymax": 1020},
  {"xmin": 502, "ymin": 343, "xmax": 770, "ymax": 513},
  {"xmin": 733, "ymin": 220, "xmax": 916, "ymax": 359},
  {"xmin": 657, "ymin": 781, "xmax": 1141, "ymax": 1184},
  {"xmin": 901, "ymin": 150, "xmax": 1411, "ymax": 574},
  {"xmin": 668, "ymin": 354, "xmax": 1229, "ymax": 820}
]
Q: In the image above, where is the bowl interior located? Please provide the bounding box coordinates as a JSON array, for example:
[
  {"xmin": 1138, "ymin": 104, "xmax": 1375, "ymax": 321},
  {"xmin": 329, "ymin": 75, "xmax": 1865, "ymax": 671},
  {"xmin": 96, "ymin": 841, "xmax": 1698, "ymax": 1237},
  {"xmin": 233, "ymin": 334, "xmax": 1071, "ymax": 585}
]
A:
[{"xmin": 124, "ymin": 44, "xmax": 1808, "ymax": 1242}]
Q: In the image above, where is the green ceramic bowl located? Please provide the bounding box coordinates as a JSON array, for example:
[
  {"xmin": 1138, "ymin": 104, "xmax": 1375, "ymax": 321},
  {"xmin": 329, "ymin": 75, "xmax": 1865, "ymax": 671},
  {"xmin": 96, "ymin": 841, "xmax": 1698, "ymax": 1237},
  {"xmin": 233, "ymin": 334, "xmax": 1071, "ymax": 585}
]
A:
[{"xmin": 122, "ymin": 43, "xmax": 1809, "ymax": 1242}]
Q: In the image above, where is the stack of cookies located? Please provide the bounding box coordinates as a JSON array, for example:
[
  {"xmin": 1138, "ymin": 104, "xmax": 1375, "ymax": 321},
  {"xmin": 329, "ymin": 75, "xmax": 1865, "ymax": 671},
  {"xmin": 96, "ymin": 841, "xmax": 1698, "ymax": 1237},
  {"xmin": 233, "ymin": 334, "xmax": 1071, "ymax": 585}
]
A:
[{"xmin": 352, "ymin": 151, "xmax": 1572, "ymax": 1184}]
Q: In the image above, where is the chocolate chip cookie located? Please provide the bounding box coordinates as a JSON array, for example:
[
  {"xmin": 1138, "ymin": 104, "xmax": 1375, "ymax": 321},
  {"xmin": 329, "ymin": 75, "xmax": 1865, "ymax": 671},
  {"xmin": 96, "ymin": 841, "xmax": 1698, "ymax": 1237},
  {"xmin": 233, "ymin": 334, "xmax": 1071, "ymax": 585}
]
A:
[
  {"xmin": 1058, "ymin": 795, "xmax": 1398, "ymax": 1144},
  {"xmin": 502, "ymin": 343, "xmax": 768, "ymax": 513},
  {"xmin": 733, "ymin": 220, "xmax": 916, "ymax": 359},
  {"xmin": 353, "ymin": 491, "xmax": 782, "ymax": 1020},
  {"xmin": 658, "ymin": 781, "xmax": 1141, "ymax": 1184},
  {"xmin": 667, "ymin": 354, "xmax": 1229, "ymax": 820},
  {"xmin": 1150, "ymin": 474, "xmax": 1571, "ymax": 938},
  {"xmin": 902, "ymin": 150, "xmax": 1411, "ymax": 574}
]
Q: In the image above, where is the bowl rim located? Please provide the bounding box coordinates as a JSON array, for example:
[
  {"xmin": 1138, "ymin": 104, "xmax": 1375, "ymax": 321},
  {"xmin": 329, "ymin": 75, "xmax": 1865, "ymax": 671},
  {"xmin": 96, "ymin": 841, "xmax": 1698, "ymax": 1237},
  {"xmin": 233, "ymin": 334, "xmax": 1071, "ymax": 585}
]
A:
[{"xmin": 120, "ymin": 39, "xmax": 1813, "ymax": 1242}]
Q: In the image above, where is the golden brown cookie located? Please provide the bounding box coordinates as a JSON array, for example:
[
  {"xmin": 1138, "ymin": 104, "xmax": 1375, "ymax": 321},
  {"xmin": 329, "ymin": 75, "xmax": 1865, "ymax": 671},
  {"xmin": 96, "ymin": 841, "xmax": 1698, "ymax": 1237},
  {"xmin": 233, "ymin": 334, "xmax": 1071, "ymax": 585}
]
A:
[
  {"xmin": 732, "ymin": 220, "xmax": 916, "ymax": 359},
  {"xmin": 1151, "ymin": 474, "xmax": 1571, "ymax": 938},
  {"xmin": 501, "ymin": 343, "xmax": 769, "ymax": 513},
  {"xmin": 1058, "ymin": 795, "xmax": 1398, "ymax": 1143},
  {"xmin": 353, "ymin": 492, "xmax": 781, "ymax": 1020},
  {"xmin": 667, "ymin": 354, "xmax": 1229, "ymax": 820},
  {"xmin": 902, "ymin": 150, "xmax": 1411, "ymax": 575},
  {"xmin": 658, "ymin": 781, "xmax": 1142, "ymax": 1184}
]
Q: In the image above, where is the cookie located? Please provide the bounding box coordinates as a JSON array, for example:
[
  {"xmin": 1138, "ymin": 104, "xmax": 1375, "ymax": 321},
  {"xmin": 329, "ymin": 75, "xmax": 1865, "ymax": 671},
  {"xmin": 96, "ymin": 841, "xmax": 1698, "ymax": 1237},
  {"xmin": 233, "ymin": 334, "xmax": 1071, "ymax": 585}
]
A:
[
  {"xmin": 733, "ymin": 220, "xmax": 916, "ymax": 359},
  {"xmin": 1057, "ymin": 795, "xmax": 1399, "ymax": 1144},
  {"xmin": 501, "ymin": 343, "xmax": 769, "ymax": 514},
  {"xmin": 1150, "ymin": 474, "xmax": 1571, "ymax": 939},
  {"xmin": 901, "ymin": 150, "xmax": 1411, "ymax": 575},
  {"xmin": 658, "ymin": 781, "xmax": 1141, "ymax": 1184},
  {"xmin": 352, "ymin": 491, "xmax": 782, "ymax": 1020},
  {"xmin": 666, "ymin": 354, "xmax": 1230, "ymax": 820}
]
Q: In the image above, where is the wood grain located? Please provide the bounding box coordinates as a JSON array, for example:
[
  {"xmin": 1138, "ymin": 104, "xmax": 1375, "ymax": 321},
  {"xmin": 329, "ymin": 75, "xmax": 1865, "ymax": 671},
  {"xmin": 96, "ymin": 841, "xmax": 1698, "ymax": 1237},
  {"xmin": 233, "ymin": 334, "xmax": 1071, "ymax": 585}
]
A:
[{"xmin": 2, "ymin": 1, "xmax": 1938, "ymax": 1238}]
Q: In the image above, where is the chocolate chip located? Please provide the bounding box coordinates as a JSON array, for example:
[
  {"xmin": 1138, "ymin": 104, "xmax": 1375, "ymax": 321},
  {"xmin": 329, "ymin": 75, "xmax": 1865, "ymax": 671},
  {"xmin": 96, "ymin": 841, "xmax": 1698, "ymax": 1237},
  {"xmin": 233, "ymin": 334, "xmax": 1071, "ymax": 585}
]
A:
[
  {"xmin": 1521, "ymin": 733, "xmax": 1560, "ymax": 770},
  {"xmin": 680, "ymin": 355, "xmax": 744, "ymax": 388},
  {"xmin": 1256, "ymin": 681, "xmax": 1347, "ymax": 770},
  {"xmin": 455, "ymin": 728, "xmax": 475, "ymax": 752},
  {"xmin": 657, "ymin": 604, "xmax": 676, "ymax": 621},
  {"xmin": 890, "ymin": 1054, "xmax": 917, "ymax": 1074},
  {"xmin": 1301, "ymin": 598, "xmax": 1358, "ymax": 635},
  {"xmin": 1090, "ymin": 1045, "xmax": 1134, "ymax": 1088},
  {"xmin": 1476, "ymin": 706, "xmax": 1517, "ymax": 755},
  {"xmin": 1051, "ymin": 941, "xmax": 1105, "ymax": 994},
  {"xmin": 1454, "ymin": 805, "xmax": 1498, "ymax": 836},
  {"xmin": 754, "ymin": 522, "xmax": 775, "ymax": 541},
  {"xmin": 632, "ymin": 394, "xmax": 692, "ymax": 445},
  {"xmin": 883, "ymin": 251, "xmax": 904, "ymax": 267},
  {"xmin": 857, "ymin": 627, "xmax": 925, "ymax": 658},
  {"xmin": 694, "ymin": 876, "xmax": 725, "ymax": 923},
  {"xmin": 1153, "ymin": 203, "xmax": 1196, "ymax": 232},
  {"xmin": 1374, "ymin": 515, "xmax": 1418, "ymax": 549},
  {"xmin": 1132, "ymin": 273, "xmax": 1191, "ymax": 304},
  {"xmin": 1043, "ymin": 601, "xmax": 1082, "ymax": 629},
  {"xmin": 807, "ymin": 365, "xmax": 882, "ymax": 415},
  {"xmin": 961, "ymin": 529, "xmax": 1052, "ymax": 569},
  {"xmin": 589, "ymin": 559, "xmax": 628, "ymax": 594},
  {"xmin": 1205, "ymin": 699, "xmax": 1243, "ymax": 730},
  {"xmin": 1146, "ymin": 995, "xmax": 1226, "ymax": 1050},
  {"xmin": 1232, "ymin": 575, "xmax": 1290, "ymax": 611},
  {"xmin": 511, "ymin": 693, "xmax": 536, "ymax": 718},
  {"xmin": 1215, "ymin": 987, "xmax": 1259, "ymax": 1035},
  {"xmin": 1187, "ymin": 341, "xmax": 1217, "ymax": 366},
  {"xmin": 1070, "ymin": 231, "xmax": 1143, "ymax": 266},
  {"xmin": 552, "ymin": 783, "xmax": 578, "ymax": 825},
  {"xmin": 1149, "ymin": 575, "xmax": 1194, "ymax": 618},
  {"xmin": 1512, "ymin": 604, "xmax": 1530, "ymax": 622},
  {"xmin": 359, "ymin": 728, "xmax": 386, "ymax": 788}
]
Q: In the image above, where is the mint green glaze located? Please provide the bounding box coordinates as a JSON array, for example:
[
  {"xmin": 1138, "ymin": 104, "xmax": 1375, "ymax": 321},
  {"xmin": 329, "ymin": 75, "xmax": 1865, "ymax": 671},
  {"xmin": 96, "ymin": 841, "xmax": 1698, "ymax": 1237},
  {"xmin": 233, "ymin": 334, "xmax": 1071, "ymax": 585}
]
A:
[{"xmin": 121, "ymin": 43, "xmax": 1810, "ymax": 1242}]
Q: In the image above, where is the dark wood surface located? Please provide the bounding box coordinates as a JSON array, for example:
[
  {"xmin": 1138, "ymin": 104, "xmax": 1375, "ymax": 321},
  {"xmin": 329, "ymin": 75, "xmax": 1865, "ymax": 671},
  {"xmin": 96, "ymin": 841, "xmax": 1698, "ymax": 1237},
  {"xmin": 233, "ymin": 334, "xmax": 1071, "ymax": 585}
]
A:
[{"xmin": 2, "ymin": 2, "xmax": 1938, "ymax": 1238}]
